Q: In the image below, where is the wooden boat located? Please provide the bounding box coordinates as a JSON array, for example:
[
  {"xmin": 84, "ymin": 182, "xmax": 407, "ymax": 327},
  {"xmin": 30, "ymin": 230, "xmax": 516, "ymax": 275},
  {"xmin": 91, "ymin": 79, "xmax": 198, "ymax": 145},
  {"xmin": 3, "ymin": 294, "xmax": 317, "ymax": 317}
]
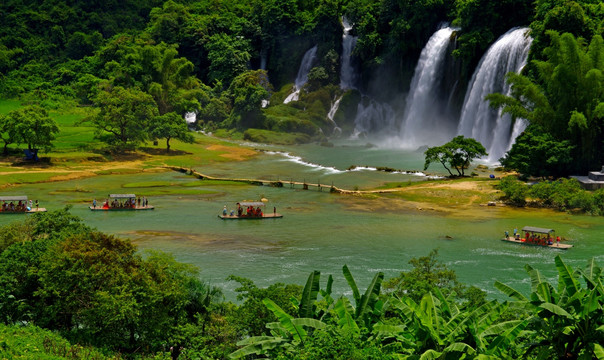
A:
[
  {"xmin": 218, "ymin": 201, "xmax": 282, "ymax": 220},
  {"xmin": 90, "ymin": 194, "xmax": 154, "ymax": 211},
  {"xmin": 0, "ymin": 196, "xmax": 46, "ymax": 213},
  {"xmin": 502, "ymin": 226, "xmax": 572, "ymax": 249}
]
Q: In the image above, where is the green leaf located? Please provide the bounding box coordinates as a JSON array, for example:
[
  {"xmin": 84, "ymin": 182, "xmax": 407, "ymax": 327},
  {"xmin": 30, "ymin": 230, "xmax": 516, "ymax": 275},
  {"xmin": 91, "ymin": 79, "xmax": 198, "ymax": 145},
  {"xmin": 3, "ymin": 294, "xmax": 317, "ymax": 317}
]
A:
[
  {"xmin": 442, "ymin": 342, "xmax": 476, "ymax": 355},
  {"xmin": 334, "ymin": 297, "xmax": 359, "ymax": 333},
  {"xmin": 299, "ymin": 270, "xmax": 320, "ymax": 318},
  {"xmin": 555, "ymin": 255, "xmax": 580, "ymax": 296},
  {"xmin": 263, "ymin": 298, "xmax": 306, "ymax": 342},
  {"xmin": 535, "ymin": 282, "xmax": 554, "ymax": 303},
  {"xmin": 525, "ymin": 264, "xmax": 546, "ymax": 293},
  {"xmin": 291, "ymin": 317, "xmax": 326, "ymax": 330},
  {"xmin": 486, "ymin": 319, "xmax": 529, "ymax": 354},
  {"xmin": 538, "ymin": 302, "xmax": 574, "ymax": 318},
  {"xmin": 230, "ymin": 336, "xmax": 287, "ymax": 359},
  {"xmin": 494, "ymin": 281, "xmax": 528, "ymax": 301},
  {"xmin": 482, "ymin": 320, "xmax": 525, "ymax": 337},
  {"xmin": 342, "ymin": 264, "xmax": 360, "ymax": 305},
  {"xmin": 594, "ymin": 343, "xmax": 604, "ymax": 360},
  {"xmin": 356, "ymin": 271, "xmax": 384, "ymax": 323},
  {"xmin": 419, "ymin": 349, "xmax": 442, "ymax": 360},
  {"xmin": 580, "ymin": 288, "xmax": 601, "ymax": 317}
]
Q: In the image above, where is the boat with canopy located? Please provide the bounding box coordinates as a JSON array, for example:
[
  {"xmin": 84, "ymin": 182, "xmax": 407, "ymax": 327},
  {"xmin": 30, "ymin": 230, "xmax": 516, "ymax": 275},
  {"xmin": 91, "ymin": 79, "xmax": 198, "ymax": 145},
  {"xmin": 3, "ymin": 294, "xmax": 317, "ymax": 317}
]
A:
[
  {"xmin": 218, "ymin": 201, "xmax": 282, "ymax": 219},
  {"xmin": 90, "ymin": 194, "xmax": 154, "ymax": 211},
  {"xmin": 0, "ymin": 195, "xmax": 46, "ymax": 213},
  {"xmin": 502, "ymin": 226, "xmax": 572, "ymax": 249}
]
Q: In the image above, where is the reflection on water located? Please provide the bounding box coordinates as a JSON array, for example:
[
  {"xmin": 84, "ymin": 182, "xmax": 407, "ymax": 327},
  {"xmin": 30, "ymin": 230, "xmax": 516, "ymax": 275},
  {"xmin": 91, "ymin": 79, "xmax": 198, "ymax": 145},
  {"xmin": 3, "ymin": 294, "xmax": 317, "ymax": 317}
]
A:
[{"xmin": 0, "ymin": 140, "xmax": 602, "ymax": 301}]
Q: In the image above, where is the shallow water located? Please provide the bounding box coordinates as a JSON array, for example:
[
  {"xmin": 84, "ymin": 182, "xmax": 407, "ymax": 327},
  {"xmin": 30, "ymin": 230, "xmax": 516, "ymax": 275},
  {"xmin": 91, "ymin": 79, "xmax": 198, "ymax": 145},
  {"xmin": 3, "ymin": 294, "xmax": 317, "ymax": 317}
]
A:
[{"xmin": 1, "ymin": 139, "xmax": 602, "ymax": 301}]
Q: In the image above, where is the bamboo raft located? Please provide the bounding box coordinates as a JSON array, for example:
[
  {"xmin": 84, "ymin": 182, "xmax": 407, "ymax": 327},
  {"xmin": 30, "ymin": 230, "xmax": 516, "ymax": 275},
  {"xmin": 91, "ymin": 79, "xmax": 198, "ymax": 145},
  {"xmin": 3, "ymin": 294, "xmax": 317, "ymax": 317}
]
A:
[
  {"xmin": 218, "ymin": 213, "xmax": 282, "ymax": 220},
  {"xmin": 501, "ymin": 236, "xmax": 572, "ymax": 249},
  {"xmin": 0, "ymin": 196, "xmax": 47, "ymax": 213},
  {"xmin": 0, "ymin": 208, "xmax": 47, "ymax": 214},
  {"xmin": 501, "ymin": 226, "xmax": 572, "ymax": 249},
  {"xmin": 90, "ymin": 206, "xmax": 154, "ymax": 211},
  {"xmin": 90, "ymin": 194, "xmax": 154, "ymax": 211}
]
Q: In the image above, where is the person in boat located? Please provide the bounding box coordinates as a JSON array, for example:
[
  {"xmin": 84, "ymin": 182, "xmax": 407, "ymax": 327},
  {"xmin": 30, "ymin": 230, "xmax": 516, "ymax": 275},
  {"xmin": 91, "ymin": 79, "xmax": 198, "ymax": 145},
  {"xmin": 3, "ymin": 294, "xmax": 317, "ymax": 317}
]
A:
[
  {"xmin": 237, "ymin": 205, "xmax": 242, "ymax": 217},
  {"xmin": 223, "ymin": 205, "xmax": 228, "ymax": 216},
  {"xmin": 504, "ymin": 230, "xmax": 509, "ymax": 239}
]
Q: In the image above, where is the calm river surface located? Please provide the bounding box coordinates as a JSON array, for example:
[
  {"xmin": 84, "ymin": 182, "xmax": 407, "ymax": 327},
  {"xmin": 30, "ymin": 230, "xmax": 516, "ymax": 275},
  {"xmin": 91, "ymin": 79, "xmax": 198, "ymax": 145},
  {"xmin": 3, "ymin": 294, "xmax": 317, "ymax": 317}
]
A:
[{"xmin": 2, "ymin": 139, "xmax": 603, "ymax": 301}]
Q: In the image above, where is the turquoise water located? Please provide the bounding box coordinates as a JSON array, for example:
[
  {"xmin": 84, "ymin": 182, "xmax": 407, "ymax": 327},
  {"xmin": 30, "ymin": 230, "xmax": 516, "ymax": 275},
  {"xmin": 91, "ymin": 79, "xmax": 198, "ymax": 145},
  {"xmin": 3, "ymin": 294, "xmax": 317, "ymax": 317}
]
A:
[{"xmin": 1, "ymin": 139, "xmax": 602, "ymax": 301}]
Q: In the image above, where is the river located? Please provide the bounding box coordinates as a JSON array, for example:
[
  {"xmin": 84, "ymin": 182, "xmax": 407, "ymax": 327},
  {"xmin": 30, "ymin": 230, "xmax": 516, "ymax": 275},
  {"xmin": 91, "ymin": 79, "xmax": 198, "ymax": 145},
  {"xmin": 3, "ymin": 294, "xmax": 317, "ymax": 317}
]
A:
[{"xmin": 1, "ymin": 138, "xmax": 602, "ymax": 301}]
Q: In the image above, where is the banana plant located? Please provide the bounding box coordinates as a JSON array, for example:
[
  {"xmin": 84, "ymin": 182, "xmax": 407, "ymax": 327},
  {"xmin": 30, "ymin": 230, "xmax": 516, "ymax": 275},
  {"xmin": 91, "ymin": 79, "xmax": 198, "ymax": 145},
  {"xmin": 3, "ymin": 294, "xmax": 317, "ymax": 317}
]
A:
[
  {"xmin": 375, "ymin": 288, "xmax": 525, "ymax": 359},
  {"xmin": 230, "ymin": 267, "xmax": 386, "ymax": 358},
  {"xmin": 342, "ymin": 264, "xmax": 385, "ymax": 329},
  {"xmin": 495, "ymin": 255, "xmax": 604, "ymax": 360}
]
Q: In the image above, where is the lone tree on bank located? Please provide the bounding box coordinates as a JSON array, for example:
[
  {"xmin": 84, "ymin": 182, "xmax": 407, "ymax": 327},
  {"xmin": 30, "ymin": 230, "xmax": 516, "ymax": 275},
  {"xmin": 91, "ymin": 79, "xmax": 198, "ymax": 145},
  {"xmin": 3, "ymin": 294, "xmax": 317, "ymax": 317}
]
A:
[
  {"xmin": 0, "ymin": 105, "xmax": 59, "ymax": 157},
  {"xmin": 93, "ymin": 85, "xmax": 158, "ymax": 150},
  {"xmin": 424, "ymin": 136, "xmax": 487, "ymax": 176},
  {"xmin": 148, "ymin": 112, "xmax": 194, "ymax": 152}
]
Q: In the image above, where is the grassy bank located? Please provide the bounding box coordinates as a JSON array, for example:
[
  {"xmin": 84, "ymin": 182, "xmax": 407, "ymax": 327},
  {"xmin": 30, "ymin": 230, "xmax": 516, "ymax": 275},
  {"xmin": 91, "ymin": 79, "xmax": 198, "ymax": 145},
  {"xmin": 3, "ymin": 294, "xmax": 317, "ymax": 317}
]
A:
[{"xmin": 0, "ymin": 99, "xmax": 258, "ymax": 187}]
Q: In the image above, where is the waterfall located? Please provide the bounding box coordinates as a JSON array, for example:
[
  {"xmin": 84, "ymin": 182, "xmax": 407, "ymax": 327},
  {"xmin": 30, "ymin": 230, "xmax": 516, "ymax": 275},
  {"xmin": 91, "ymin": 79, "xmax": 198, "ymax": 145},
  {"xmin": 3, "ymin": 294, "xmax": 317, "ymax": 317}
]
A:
[
  {"xmin": 340, "ymin": 18, "xmax": 358, "ymax": 90},
  {"xmin": 457, "ymin": 27, "xmax": 532, "ymax": 162},
  {"xmin": 284, "ymin": 45, "xmax": 318, "ymax": 104},
  {"xmin": 353, "ymin": 98, "xmax": 396, "ymax": 137},
  {"xmin": 400, "ymin": 26, "xmax": 456, "ymax": 149},
  {"xmin": 184, "ymin": 112, "xmax": 196, "ymax": 124},
  {"xmin": 326, "ymin": 18, "xmax": 359, "ymax": 135},
  {"xmin": 327, "ymin": 96, "xmax": 343, "ymax": 135}
]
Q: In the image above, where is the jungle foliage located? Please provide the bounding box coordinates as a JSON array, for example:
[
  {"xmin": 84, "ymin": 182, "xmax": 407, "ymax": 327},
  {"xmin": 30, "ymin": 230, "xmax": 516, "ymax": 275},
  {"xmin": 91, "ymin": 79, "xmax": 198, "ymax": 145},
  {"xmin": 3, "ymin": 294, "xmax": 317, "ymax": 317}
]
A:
[
  {"xmin": 0, "ymin": 0, "xmax": 602, "ymax": 165},
  {"xmin": 1, "ymin": 211, "xmax": 602, "ymax": 359},
  {"xmin": 498, "ymin": 176, "xmax": 604, "ymax": 215}
]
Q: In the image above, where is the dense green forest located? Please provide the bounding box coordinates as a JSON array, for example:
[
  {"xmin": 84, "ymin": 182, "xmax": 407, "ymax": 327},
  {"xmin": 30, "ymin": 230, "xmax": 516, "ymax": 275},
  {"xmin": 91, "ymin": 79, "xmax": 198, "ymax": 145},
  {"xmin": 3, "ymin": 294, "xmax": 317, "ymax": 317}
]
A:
[
  {"xmin": 0, "ymin": 0, "xmax": 603, "ymax": 175},
  {"xmin": 1, "ymin": 209, "xmax": 603, "ymax": 359}
]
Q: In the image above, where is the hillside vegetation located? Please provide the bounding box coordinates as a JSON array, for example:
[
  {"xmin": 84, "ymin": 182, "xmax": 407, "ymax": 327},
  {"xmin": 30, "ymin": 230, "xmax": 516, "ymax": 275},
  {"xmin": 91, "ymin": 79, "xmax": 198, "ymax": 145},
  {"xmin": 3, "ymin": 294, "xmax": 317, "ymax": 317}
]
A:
[{"xmin": 0, "ymin": 0, "xmax": 602, "ymax": 175}]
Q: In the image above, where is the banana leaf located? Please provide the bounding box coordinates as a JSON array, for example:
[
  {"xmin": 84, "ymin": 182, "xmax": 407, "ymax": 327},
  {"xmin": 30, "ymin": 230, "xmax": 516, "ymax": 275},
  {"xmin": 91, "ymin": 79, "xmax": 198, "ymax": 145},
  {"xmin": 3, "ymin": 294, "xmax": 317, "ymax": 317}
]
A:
[
  {"xmin": 230, "ymin": 336, "xmax": 287, "ymax": 359},
  {"xmin": 263, "ymin": 298, "xmax": 307, "ymax": 342},
  {"xmin": 342, "ymin": 264, "xmax": 361, "ymax": 306},
  {"xmin": 594, "ymin": 343, "xmax": 604, "ymax": 360},
  {"xmin": 494, "ymin": 281, "xmax": 528, "ymax": 301},
  {"xmin": 555, "ymin": 255, "xmax": 580, "ymax": 297},
  {"xmin": 334, "ymin": 297, "xmax": 360, "ymax": 333},
  {"xmin": 525, "ymin": 264, "xmax": 546, "ymax": 293},
  {"xmin": 299, "ymin": 270, "xmax": 320, "ymax": 318}
]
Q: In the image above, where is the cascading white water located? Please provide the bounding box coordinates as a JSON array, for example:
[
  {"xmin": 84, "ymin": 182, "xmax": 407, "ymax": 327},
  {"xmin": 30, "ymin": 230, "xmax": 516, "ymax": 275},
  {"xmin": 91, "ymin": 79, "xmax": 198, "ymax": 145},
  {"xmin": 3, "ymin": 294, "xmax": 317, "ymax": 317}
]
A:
[
  {"xmin": 326, "ymin": 18, "xmax": 359, "ymax": 135},
  {"xmin": 400, "ymin": 26, "xmax": 455, "ymax": 149},
  {"xmin": 352, "ymin": 99, "xmax": 396, "ymax": 137},
  {"xmin": 327, "ymin": 96, "xmax": 343, "ymax": 135},
  {"xmin": 284, "ymin": 45, "xmax": 318, "ymax": 103},
  {"xmin": 457, "ymin": 27, "xmax": 532, "ymax": 162},
  {"xmin": 340, "ymin": 18, "xmax": 358, "ymax": 90},
  {"xmin": 184, "ymin": 112, "xmax": 196, "ymax": 124}
]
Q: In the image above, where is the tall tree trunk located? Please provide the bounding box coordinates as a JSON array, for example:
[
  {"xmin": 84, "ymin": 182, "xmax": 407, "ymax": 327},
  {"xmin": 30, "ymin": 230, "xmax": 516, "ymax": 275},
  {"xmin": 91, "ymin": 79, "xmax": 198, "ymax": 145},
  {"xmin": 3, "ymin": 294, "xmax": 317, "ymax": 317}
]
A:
[{"xmin": 166, "ymin": 137, "xmax": 171, "ymax": 153}]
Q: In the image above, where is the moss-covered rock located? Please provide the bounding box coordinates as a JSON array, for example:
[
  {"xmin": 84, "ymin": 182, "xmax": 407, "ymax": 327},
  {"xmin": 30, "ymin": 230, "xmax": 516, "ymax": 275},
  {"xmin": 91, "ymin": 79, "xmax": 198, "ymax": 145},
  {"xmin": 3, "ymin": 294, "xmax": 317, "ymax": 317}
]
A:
[
  {"xmin": 334, "ymin": 89, "xmax": 362, "ymax": 135},
  {"xmin": 243, "ymin": 129, "xmax": 311, "ymax": 144}
]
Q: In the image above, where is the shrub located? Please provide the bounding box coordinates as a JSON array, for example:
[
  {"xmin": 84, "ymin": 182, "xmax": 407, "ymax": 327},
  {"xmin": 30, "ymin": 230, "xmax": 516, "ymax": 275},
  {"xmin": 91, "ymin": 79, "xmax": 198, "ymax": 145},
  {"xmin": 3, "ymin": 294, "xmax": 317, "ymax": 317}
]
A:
[{"xmin": 498, "ymin": 176, "xmax": 528, "ymax": 206}]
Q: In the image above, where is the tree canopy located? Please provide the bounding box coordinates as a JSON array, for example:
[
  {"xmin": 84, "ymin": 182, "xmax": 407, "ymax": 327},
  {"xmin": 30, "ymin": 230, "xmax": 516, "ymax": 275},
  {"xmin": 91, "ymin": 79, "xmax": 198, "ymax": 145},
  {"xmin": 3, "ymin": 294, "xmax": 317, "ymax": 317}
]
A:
[
  {"xmin": 92, "ymin": 85, "xmax": 158, "ymax": 149},
  {"xmin": 424, "ymin": 135, "xmax": 487, "ymax": 176},
  {"xmin": 488, "ymin": 31, "xmax": 604, "ymax": 174}
]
